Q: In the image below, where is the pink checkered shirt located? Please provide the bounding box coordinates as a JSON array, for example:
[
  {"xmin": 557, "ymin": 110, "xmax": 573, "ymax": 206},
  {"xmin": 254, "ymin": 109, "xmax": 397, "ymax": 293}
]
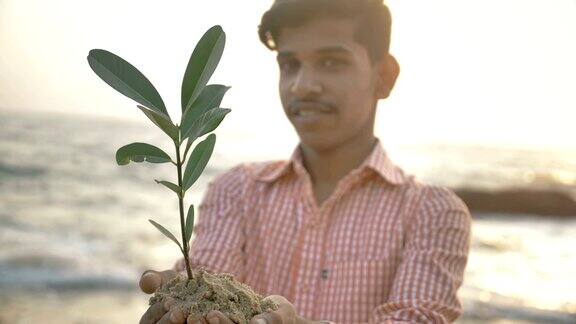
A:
[{"xmin": 174, "ymin": 140, "xmax": 471, "ymax": 323}]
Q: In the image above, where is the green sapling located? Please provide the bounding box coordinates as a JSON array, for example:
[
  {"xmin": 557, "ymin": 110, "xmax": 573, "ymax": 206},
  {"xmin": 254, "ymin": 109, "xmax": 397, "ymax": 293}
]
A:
[{"xmin": 87, "ymin": 25, "xmax": 230, "ymax": 282}]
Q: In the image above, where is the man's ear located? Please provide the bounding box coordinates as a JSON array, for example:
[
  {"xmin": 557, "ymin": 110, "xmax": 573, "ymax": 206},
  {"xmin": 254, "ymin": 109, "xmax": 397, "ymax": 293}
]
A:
[{"xmin": 376, "ymin": 54, "xmax": 400, "ymax": 99}]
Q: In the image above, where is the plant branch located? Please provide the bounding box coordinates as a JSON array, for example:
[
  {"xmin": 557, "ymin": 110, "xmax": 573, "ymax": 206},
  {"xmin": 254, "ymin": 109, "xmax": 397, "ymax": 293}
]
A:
[
  {"xmin": 175, "ymin": 143, "xmax": 193, "ymax": 281},
  {"xmin": 182, "ymin": 139, "xmax": 192, "ymax": 164}
]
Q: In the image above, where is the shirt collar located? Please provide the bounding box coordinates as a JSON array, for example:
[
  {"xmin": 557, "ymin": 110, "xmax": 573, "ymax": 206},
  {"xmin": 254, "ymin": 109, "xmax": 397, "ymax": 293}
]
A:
[
  {"xmin": 255, "ymin": 146, "xmax": 303, "ymax": 183},
  {"xmin": 362, "ymin": 140, "xmax": 408, "ymax": 186},
  {"xmin": 256, "ymin": 139, "xmax": 408, "ymax": 186}
]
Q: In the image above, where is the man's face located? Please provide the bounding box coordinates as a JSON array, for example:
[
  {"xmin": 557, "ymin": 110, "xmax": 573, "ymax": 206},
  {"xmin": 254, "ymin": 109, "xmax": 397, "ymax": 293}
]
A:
[{"xmin": 276, "ymin": 18, "xmax": 382, "ymax": 151}]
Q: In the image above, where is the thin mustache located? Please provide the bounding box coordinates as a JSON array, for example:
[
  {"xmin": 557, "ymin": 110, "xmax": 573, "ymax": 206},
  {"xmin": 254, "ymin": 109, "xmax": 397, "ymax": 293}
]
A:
[{"xmin": 289, "ymin": 100, "xmax": 335, "ymax": 112}]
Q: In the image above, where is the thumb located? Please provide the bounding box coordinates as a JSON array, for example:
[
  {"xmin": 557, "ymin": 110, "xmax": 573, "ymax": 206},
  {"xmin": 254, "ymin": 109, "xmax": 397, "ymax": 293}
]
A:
[{"xmin": 139, "ymin": 269, "xmax": 178, "ymax": 294}]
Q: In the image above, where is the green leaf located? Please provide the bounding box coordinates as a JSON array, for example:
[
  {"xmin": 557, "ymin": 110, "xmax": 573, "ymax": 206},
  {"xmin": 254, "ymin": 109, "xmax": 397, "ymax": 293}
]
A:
[
  {"xmin": 149, "ymin": 220, "xmax": 183, "ymax": 251},
  {"xmin": 87, "ymin": 49, "xmax": 170, "ymax": 119},
  {"xmin": 154, "ymin": 179, "xmax": 182, "ymax": 197},
  {"xmin": 180, "ymin": 84, "xmax": 230, "ymax": 137},
  {"xmin": 181, "ymin": 26, "xmax": 226, "ymax": 114},
  {"xmin": 116, "ymin": 143, "xmax": 172, "ymax": 165},
  {"xmin": 183, "ymin": 108, "xmax": 230, "ymax": 140},
  {"xmin": 183, "ymin": 134, "xmax": 216, "ymax": 191},
  {"xmin": 196, "ymin": 108, "xmax": 230, "ymax": 137},
  {"xmin": 137, "ymin": 106, "xmax": 179, "ymax": 141},
  {"xmin": 185, "ymin": 136, "xmax": 194, "ymax": 159},
  {"xmin": 185, "ymin": 205, "xmax": 195, "ymax": 244}
]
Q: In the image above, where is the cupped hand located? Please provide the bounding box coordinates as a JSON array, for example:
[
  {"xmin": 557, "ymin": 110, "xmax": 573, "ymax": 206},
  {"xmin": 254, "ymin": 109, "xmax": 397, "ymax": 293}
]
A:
[
  {"xmin": 139, "ymin": 269, "xmax": 189, "ymax": 324},
  {"xmin": 248, "ymin": 295, "xmax": 313, "ymax": 324},
  {"xmin": 189, "ymin": 295, "xmax": 304, "ymax": 324},
  {"xmin": 189, "ymin": 310, "xmax": 232, "ymax": 324}
]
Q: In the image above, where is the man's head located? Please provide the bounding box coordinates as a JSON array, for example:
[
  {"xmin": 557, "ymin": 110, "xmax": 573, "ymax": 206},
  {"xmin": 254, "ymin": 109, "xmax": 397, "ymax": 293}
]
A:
[
  {"xmin": 258, "ymin": 0, "xmax": 399, "ymax": 151},
  {"xmin": 259, "ymin": 0, "xmax": 392, "ymax": 64}
]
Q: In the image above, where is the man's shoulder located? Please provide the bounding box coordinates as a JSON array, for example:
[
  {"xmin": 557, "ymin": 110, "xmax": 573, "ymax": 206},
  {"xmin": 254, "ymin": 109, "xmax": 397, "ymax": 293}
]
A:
[
  {"xmin": 209, "ymin": 160, "xmax": 289, "ymax": 188},
  {"xmin": 397, "ymin": 179, "xmax": 470, "ymax": 217},
  {"xmin": 416, "ymin": 182, "xmax": 468, "ymax": 211},
  {"xmin": 401, "ymin": 181, "xmax": 471, "ymax": 230}
]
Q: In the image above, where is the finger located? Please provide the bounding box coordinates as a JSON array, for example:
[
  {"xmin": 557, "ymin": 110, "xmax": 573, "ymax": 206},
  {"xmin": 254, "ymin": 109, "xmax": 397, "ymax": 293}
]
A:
[
  {"xmin": 267, "ymin": 295, "xmax": 294, "ymax": 319},
  {"xmin": 140, "ymin": 269, "xmax": 178, "ymax": 294},
  {"xmin": 170, "ymin": 306, "xmax": 189, "ymax": 324},
  {"xmin": 139, "ymin": 299, "xmax": 170, "ymax": 324},
  {"xmin": 251, "ymin": 296, "xmax": 294, "ymax": 324},
  {"xmin": 263, "ymin": 295, "xmax": 289, "ymax": 306},
  {"xmin": 206, "ymin": 310, "xmax": 234, "ymax": 324},
  {"xmin": 187, "ymin": 314, "xmax": 209, "ymax": 324},
  {"xmin": 157, "ymin": 307, "xmax": 187, "ymax": 324},
  {"xmin": 250, "ymin": 312, "xmax": 282, "ymax": 324}
]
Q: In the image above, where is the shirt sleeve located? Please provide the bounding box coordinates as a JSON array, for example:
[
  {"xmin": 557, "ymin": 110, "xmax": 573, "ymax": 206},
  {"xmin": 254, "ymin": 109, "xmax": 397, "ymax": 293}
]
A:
[
  {"xmin": 369, "ymin": 186, "xmax": 472, "ymax": 323},
  {"xmin": 172, "ymin": 164, "xmax": 249, "ymax": 280}
]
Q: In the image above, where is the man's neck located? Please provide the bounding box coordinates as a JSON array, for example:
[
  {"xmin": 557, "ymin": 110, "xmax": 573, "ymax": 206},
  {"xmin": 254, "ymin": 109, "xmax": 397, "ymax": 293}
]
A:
[{"xmin": 299, "ymin": 134, "xmax": 377, "ymax": 187}]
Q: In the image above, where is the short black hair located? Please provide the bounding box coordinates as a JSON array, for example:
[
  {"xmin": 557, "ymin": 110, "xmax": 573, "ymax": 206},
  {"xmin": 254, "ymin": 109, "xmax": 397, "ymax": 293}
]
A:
[{"xmin": 258, "ymin": 0, "xmax": 392, "ymax": 63}]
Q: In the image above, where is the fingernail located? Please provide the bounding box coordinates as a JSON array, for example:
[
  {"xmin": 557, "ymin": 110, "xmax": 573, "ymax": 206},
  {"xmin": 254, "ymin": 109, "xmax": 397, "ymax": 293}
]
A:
[
  {"xmin": 164, "ymin": 298, "xmax": 175, "ymax": 311},
  {"xmin": 187, "ymin": 315, "xmax": 201, "ymax": 324},
  {"xmin": 170, "ymin": 309, "xmax": 184, "ymax": 323},
  {"xmin": 140, "ymin": 272, "xmax": 161, "ymax": 293},
  {"xmin": 255, "ymin": 319, "xmax": 267, "ymax": 324},
  {"xmin": 207, "ymin": 316, "xmax": 220, "ymax": 324},
  {"xmin": 144, "ymin": 272, "xmax": 160, "ymax": 285}
]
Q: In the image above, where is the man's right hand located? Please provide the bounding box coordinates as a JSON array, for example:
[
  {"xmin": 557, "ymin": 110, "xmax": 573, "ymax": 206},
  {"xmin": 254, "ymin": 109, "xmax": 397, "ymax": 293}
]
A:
[{"xmin": 139, "ymin": 269, "xmax": 190, "ymax": 324}]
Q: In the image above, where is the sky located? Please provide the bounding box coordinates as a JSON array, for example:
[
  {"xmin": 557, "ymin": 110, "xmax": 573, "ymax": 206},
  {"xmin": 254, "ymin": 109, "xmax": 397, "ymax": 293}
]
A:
[{"xmin": 1, "ymin": 0, "xmax": 576, "ymax": 151}]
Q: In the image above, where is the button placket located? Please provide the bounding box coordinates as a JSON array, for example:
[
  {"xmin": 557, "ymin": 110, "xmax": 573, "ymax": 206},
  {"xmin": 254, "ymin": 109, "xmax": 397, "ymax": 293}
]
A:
[{"xmin": 301, "ymin": 217, "xmax": 325, "ymax": 299}]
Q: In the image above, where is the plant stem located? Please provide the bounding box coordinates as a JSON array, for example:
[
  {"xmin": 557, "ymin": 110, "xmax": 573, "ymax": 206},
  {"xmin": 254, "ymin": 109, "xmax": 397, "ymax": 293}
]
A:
[
  {"xmin": 182, "ymin": 141, "xmax": 191, "ymax": 164},
  {"xmin": 175, "ymin": 143, "xmax": 193, "ymax": 281}
]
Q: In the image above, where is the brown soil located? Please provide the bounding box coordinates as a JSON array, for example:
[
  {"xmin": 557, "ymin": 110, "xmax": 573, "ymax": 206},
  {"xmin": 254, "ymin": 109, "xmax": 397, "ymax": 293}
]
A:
[{"xmin": 150, "ymin": 268, "xmax": 278, "ymax": 324}]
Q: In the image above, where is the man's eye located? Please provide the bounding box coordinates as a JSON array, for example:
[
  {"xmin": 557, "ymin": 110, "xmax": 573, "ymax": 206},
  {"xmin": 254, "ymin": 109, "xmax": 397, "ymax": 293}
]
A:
[
  {"xmin": 279, "ymin": 61, "xmax": 298, "ymax": 72},
  {"xmin": 320, "ymin": 58, "xmax": 345, "ymax": 69}
]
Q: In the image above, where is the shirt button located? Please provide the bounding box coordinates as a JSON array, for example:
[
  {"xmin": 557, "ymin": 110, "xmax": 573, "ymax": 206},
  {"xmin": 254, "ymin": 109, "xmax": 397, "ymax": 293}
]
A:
[{"xmin": 321, "ymin": 269, "xmax": 329, "ymax": 280}]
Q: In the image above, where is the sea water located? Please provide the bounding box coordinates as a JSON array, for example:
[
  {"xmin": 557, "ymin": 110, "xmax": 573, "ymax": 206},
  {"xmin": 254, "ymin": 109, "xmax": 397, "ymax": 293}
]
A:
[{"xmin": 0, "ymin": 109, "xmax": 574, "ymax": 323}]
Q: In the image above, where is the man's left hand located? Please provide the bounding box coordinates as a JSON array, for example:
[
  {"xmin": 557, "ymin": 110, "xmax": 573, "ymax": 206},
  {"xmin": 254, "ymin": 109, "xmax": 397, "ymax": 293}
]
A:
[{"xmin": 200, "ymin": 295, "xmax": 315, "ymax": 324}]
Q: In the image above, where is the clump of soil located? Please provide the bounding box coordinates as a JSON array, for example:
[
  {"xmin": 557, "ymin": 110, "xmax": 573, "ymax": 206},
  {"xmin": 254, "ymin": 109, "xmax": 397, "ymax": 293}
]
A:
[{"xmin": 150, "ymin": 268, "xmax": 278, "ymax": 324}]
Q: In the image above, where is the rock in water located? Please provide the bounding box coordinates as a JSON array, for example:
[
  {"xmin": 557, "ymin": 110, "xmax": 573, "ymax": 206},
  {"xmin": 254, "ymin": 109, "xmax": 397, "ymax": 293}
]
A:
[{"xmin": 455, "ymin": 188, "xmax": 576, "ymax": 216}]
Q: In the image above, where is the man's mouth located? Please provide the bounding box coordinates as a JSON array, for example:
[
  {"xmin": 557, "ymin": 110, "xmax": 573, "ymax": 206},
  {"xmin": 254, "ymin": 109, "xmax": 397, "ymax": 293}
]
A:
[{"xmin": 290, "ymin": 101, "xmax": 335, "ymax": 116}]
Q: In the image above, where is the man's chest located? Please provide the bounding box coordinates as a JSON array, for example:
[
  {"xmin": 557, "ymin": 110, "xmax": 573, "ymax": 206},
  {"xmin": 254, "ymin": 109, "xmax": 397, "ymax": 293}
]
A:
[
  {"xmin": 241, "ymin": 182, "xmax": 416, "ymax": 318},
  {"xmin": 243, "ymin": 181, "xmax": 414, "ymax": 279},
  {"xmin": 252, "ymin": 195, "xmax": 407, "ymax": 262}
]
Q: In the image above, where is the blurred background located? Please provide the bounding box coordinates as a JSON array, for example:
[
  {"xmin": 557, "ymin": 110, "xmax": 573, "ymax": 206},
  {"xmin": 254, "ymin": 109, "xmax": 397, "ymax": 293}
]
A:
[{"xmin": 1, "ymin": 0, "xmax": 575, "ymax": 323}]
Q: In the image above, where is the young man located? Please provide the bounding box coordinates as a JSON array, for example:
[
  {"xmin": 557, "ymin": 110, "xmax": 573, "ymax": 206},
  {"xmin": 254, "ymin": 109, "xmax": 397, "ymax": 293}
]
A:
[{"xmin": 139, "ymin": 1, "xmax": 471, "ymax": 323}]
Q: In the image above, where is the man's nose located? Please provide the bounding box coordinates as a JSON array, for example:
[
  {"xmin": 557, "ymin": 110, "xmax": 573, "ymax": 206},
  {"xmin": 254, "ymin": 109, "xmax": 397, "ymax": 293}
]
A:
[{"xmin": 290, "ymin": 66, "xmax": 322, "ymax": 97}]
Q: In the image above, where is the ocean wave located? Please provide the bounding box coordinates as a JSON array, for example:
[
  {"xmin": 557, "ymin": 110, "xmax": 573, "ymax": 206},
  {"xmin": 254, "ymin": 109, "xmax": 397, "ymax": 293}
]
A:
[
  {"xmin": 0, "ymin": 162, "xmax": 47, "ymax": 178},
  {"xmin": 0, "ymin": 266, "xmax": 136, "ymax": 292},
  {"xmin": 462, "ymin": 298, "xmax": 576, "ymax": 323}
]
